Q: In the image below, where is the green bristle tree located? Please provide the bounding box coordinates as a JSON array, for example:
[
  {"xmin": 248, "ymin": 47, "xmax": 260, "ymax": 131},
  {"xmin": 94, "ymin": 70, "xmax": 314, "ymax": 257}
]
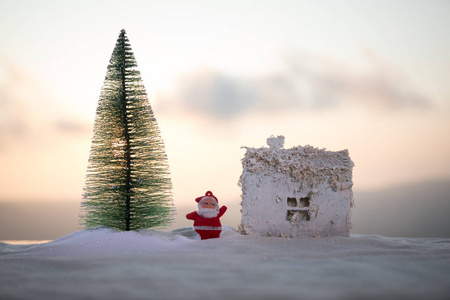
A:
[{"xmin": 81, "ymin": 29, "xmax": 174, "ymax": 231}]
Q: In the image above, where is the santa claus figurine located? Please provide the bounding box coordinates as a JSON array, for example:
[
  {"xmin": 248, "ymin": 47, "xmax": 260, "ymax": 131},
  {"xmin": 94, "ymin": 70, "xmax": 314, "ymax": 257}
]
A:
[{"xmin": 186, "ymin": 191, "xmax": 227, "ymax": 240}]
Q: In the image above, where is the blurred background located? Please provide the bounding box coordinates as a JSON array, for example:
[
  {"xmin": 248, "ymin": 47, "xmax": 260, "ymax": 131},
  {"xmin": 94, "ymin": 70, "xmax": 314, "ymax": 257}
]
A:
[{"xmin": 1, "ymin": 0, "xmax": 449, "ymax": 240}]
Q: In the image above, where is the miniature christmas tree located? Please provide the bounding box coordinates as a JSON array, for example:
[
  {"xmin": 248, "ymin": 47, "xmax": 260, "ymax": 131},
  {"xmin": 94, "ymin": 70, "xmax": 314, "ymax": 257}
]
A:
[{"xmin": 81, "ymin": 29, "xmax": 174, "ymax": 231}]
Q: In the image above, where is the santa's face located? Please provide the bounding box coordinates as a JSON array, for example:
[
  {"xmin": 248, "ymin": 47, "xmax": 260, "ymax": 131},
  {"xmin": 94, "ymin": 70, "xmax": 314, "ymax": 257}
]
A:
[
  {"xmin": 201, "ymin": 199, "xmax": 217, "ymax": 209},
  {"xmin": 197, "ymin": 197, "xmax": 219, "ymax": 218}
]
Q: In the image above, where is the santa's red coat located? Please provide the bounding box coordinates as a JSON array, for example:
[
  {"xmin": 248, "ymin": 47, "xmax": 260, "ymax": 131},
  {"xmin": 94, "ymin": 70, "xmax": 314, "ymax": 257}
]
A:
[{"xmin": 186, "ymin": 206, "xmax": 227, "ymax": 240}]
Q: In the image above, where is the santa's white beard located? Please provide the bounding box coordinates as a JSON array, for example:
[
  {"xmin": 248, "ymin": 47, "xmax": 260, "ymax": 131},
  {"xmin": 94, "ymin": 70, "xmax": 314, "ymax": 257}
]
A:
[{"xmin": 197, "ymin": 207, "xmax": 219, "ymax": 218}]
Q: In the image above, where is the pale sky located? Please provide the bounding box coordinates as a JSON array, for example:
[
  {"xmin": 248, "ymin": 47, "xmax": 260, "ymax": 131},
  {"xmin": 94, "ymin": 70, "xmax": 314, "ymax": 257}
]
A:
[{"xmin": 1, "ymin": 0, "xmax": 449, "ymax": 209}]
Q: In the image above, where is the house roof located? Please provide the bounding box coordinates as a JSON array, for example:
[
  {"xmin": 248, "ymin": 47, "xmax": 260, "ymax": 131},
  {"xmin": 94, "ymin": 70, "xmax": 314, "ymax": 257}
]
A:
[{"xmin": 241, "ymin": 137, "xmax": 354, "ymax": 191}]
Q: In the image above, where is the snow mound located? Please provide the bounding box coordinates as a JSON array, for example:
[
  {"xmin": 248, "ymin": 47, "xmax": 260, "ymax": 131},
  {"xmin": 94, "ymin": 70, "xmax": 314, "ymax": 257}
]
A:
[
  {"xmin": 1, "ymin": 229, "xmax": 450, "ymax": 300},
  {"xmin": 0, "ymin": 226, "xmax": 238, "ymax": 257}
]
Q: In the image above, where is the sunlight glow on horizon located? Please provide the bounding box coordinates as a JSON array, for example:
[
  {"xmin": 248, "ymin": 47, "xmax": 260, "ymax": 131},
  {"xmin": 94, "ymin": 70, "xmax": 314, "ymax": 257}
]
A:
[{"xmin": 1, "ymin": 0, "xmax": 449, "ymax": 205}]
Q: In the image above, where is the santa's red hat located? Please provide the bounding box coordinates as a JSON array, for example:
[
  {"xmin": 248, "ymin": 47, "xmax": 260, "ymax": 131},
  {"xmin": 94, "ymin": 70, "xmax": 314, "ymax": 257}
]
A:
[{"xmin": 195, "ymin": 191, "xmax": 218, "ymax": 204}]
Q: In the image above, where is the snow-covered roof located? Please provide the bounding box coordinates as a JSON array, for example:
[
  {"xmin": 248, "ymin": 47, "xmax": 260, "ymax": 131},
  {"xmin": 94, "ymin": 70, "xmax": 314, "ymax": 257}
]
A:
[{"xmin": 241, "ymin": 136, "xmax": 354, "ymax": 191}]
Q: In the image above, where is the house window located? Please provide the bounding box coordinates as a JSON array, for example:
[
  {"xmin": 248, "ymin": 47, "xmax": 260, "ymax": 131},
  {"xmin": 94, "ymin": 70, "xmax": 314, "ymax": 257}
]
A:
[
  {"xmin": 287, "ymin": 197, "xmax": 297, "ymax": 207},
  {"xmin": 286, "ymin": 210, "xmax": 297, "ymax": 221},
  {"xmin": 286, "ymin": 197, "xmax": 310, "ymax": 222},
  {"xmin": 300, "ymin": 197, "xmax": 310, "ymax": 208},
  {"xmin": 299, "ymin": 210, "xmax": 310, "ymax": 221}
]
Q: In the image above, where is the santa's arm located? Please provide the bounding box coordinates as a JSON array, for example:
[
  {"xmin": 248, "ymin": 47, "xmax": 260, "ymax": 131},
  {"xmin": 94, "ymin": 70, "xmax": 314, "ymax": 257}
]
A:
[
  {"xmin": 218, "ymin": 206, "xmax": 227, "ymax": 218},
  {"xmin": 186, "ymin": 211, "xmax": 198, "ymax": 220}
]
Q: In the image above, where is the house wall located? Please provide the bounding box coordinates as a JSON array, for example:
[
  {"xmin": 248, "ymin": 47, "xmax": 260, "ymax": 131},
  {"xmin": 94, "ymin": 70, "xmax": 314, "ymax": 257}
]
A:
[{"xmin": 239, "ymin": 173, "xmax": 352, "ymax": 237}]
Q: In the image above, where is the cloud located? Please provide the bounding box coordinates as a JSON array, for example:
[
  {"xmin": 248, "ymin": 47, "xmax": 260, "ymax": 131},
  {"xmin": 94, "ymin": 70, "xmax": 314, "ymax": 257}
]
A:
[
  {"xmin": 296, "ymin": 51, "xmax": 433, "ymax": 111},
  {"xmin": 160, "ymin": 51, "xmax": 433, "ymax": 120},
  {"xmin": 175, "ymin": 71, "xmax": 253, "ymax": 118},
  {"xmin": 0, "ymin": 60, "xmax": 38, "ymax": 148},
  {"xmin": 54, "ymin": 119, "xmax": 89, "ymax": 134},
  {"xmin": 0, "ymin": 58, "xmax": 90, "ymax": 152}
]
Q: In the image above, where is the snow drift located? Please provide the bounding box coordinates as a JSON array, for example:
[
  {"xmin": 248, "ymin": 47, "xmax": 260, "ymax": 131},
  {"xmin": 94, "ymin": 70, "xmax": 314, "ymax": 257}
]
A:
[{"xmin": 1, "ymin": 227, "xmax": 449, "ymax": 300}]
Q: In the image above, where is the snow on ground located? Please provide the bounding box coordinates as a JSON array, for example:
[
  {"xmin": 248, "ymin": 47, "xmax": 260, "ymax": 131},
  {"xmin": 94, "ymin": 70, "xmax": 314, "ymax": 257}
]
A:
[{"xmin": 1, "ymin": 227, "xmax": 449, "ymax": 300}]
